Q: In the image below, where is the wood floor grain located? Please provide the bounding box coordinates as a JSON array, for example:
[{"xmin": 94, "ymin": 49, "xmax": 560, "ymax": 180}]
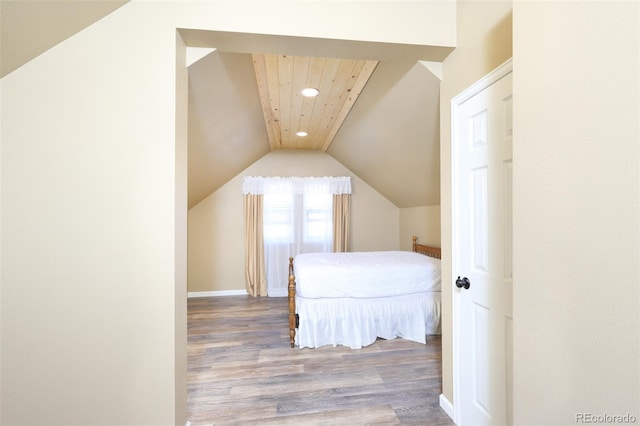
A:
[{"xmin": 187, "ymin": 295, "xmax": 453, "ymax": 426}]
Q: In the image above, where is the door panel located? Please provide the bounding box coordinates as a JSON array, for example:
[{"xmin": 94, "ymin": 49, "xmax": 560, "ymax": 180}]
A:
[
  {"xmin": 471, "ymin": 166, "xmax": 489, "ymax": 273},
  {"xmin": 472, "ymin": 302, "xmax": 491, "ymax": 418}
]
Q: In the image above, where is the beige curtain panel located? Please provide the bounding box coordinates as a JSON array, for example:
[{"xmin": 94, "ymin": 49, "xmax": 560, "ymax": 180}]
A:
[
  {"xmin": 243, "ymin": 176, "xmax": 351, "ymax": 297},
  {"xmin": 333, "ymin": 193, "xmax": 351, "ymax": 252},
  {"xmin": 243, "ymin": 193, "xmax": 268, "ymax": 297}
]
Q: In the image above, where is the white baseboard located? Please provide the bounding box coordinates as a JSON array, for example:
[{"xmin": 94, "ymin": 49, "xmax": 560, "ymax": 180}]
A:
[
  {"xmin": 439, "ymin": 393, "xmax": 455, "ymax": 423},
  {"xmin": 187, "ymin": 290, "xmax": 248, "ymax": 298}
]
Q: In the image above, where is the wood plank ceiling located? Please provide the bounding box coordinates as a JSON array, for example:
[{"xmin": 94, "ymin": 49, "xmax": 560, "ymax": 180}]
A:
[{"xmin": 252, "ymin": 54, "xmax": 378, "ymax": 151}]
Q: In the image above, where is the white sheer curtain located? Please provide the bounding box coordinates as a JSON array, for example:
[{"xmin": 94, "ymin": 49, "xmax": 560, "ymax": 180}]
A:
[{"xmin": 243, "ymin": 176, "xmax": 351, "ymax": 297}]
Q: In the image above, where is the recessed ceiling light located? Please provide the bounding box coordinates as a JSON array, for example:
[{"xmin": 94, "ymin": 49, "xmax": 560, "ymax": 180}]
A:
[
  {"xmin": 296, "ymin": 131, "xmax": 308, "ymax": 137},
  {"xmin": 301, "ymin": 87, "xmax": 319, "ymax": 97}
]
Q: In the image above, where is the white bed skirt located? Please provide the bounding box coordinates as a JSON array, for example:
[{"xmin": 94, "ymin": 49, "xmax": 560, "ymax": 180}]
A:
[{"xmin": 295, "ymin": 292, "xmax": 441, "ymax": 349}]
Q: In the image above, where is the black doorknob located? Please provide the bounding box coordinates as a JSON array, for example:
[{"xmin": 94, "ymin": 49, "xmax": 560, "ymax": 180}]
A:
[{"xmin": 456, "ymin": 276, "xmax": 471, "ymax": 289}]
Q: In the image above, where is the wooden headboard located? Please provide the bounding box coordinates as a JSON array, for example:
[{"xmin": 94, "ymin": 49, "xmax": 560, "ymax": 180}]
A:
[{"xmin": 412, "ymin": 236, "xmax": 441, "ymax": 259}]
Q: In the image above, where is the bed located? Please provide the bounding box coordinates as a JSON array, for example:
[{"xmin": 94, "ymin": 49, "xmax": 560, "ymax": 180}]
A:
[{"xmin": 287, "ymin": 236, "xmax": 442, "ymax": 349}]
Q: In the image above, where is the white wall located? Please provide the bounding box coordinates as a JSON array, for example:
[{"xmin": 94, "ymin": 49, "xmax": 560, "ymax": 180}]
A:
[
  {"xmin": 188, "ymin": 150, "xmax": 400, "ymax": 293},
  {"xmin": 0, "ymin": 2, "xmax": 455, "ymax": 424},
  {"xmin": 513, "ymin": 2, "xmax": 640, "ymax": 423}
]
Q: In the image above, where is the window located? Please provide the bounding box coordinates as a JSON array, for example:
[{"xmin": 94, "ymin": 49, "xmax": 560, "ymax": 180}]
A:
[
  {"xmin": 263, "ymin": 192, "xmax": 293, "ymax": 242},
  {"xmin": 243, "ymin": 176, "xmax": 351, "ymax": 296},
  {"xmin": 303, "ymin": 193, "xmax": 332, "ymax": 242},
  {"xmin": 263, "ymin": 192, "xmax": 332, "ymax": 245}
]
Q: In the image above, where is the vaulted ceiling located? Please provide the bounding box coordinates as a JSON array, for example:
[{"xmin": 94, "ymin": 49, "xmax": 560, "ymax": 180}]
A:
[{"xmin": 2, "ymin": 1, "xmax": 447, "ymax": 210}]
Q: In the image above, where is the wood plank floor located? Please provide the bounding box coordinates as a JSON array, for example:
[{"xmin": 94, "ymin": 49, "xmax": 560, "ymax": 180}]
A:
[{"xmin": 187, "ymin": 296, "xmax": 454, "ymax": 425}]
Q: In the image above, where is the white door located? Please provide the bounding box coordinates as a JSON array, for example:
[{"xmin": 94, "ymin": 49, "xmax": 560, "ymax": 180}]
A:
[{"xmin": 452, "ymin": 60, "xmax": 513, "ymax": 426}]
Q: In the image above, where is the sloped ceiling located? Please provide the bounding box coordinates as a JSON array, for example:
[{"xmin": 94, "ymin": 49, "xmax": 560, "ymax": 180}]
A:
[
  {"xmin": 188, "ymin": 52, "xmax": 271, "ymax": 207},
  {"xmin": 327, "ymin": 60, "xmax": 441, "ymax": 207},
  {"xmin": 188, "ymin": 50, "xmax": 441, "ymax": 208},
  {"xmin": 0, "ymin": 0, "xmax": 129, "ymax": 77},
  {"xmin": 2, "ymin": 1, "xmax": 446, "ymax": 210}
]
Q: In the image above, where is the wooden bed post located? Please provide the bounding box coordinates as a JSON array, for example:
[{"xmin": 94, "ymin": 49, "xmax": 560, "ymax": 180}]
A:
[
  {"xmin": 412, "ymin": 235, "xmax": 442, "ymax": 259},
  {"xmin": 288, "ymin": 257, "xmax": 296, "ymax": 348}
]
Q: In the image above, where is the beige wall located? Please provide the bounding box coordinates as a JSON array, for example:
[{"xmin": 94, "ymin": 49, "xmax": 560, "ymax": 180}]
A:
[
  {"xmin": 0, "ymin": 2, "xmax": 455, "ymax": 423},
  {"xmin": 399, "ymin": 206, "xmax": 441, "ymax": 251},
  {"xmin": 1, "ymin": 4, "xmax": 184, "ymax": 424},
  {"xmin": 187, "ymin": 150, "xmax": 401, "ymax": 293},
  {"xmin": 513, "ymin": 2, "xmax": 639, "ymax": 423},
  {"xmin": 440, "ymin": 0, "xmax": 513, "ymax": 405},
  {"xmin": 174, "ymin": 31, "xmax": 189, "ymax": 423}
]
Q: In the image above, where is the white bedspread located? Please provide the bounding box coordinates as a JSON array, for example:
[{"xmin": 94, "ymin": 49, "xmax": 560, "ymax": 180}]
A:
[
  {"xmin": 293, "ymin": 250, "xmax": 442, "ymax": 349},
  {"xmin": 294, "ymin": 251, "xmax": 441, "ymax": 299}
]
